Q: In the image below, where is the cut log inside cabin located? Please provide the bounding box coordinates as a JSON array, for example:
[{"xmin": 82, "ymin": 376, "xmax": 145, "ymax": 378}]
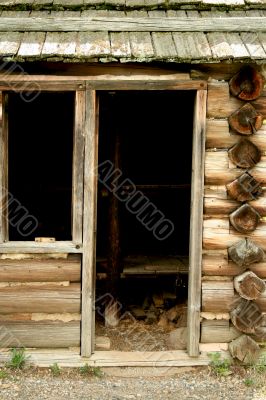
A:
[{"xmin": 95, "ymin": 91, "xmax": 195, "ymax": 350}]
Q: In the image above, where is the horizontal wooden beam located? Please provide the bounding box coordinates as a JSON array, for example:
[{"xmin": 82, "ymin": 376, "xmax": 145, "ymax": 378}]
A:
[
  {"xmin": 0, "ymin": 17, "xmax": 265, "ymax": 33},
  {"xmin": 0, "ymin": 241, "xmax": 83, "ymax": 253}
]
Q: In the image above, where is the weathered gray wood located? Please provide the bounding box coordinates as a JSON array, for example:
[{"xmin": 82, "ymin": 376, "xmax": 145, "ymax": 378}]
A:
[
  {"xmin": 187, "ymin": 90, "xmax": 207, "ymax": 357},
  {"xmin": 76, "ymin": 32, "xmax": 111, "ymax": 57},
  {"xmin": 81, "ymin": 90, "xmax": 98, "ymax": 357},
  {"xmin": 0, "ymin": 32, "xmax": 21, "ymax": 56},
  {"xmin": 201, "ymin": 319, "xmax": 241, "ymax": 343},
  {"xmin": 18, "ymin": 32, "xmax": 45, "ymax": 57},
  {"xmin": 110, "ymin": 32, "xmax": 131, "ymax": 57},
  {"xmin": 226, "ymin": 32, "xmax": 250, "ymax": 59},
  {"xmin": 0, "ymin": 93, "xmax": 8, "ymax": 243},
  {"xmin": 207, "ymin": 32, "xmax": 234, "ymax": 59},
  {"xmin": 234, "ymin": 271, "xmax": 266, "ymax": 300},
  {"xmin": 172, "ymin": 32, "xmax": 212, "ymax": 60},
  {"xmin": 0, "ymin": 283, "xmax": 81, "ymax": 314},
  {"xmin": 0, "ymin": 16, "xmax": 265, "ymax": 32},
  {"xmin": 240, "ymin": 32, "xmax": 266, "ymax": 59},
  {"xmin": 0, "ymin": 241, "xmax": 83, "ymax": 253},
  {"xmin": 129, "ymin": 32, "xmax": 154, "ymax": 59},
  {"xmin": 229, "ymin": 334, "xmax": 261, "ymax": 364},
  {"xmin": 42, "ymin": 32, "xmax": 77, "ymax": 57},
  {"xmin": 72, "ymin": 91, "xmax": 85, "ymax": 244},
  {"xmin": 0, "ymin": 321, "xmax": 80, "ymax": 348},
  {"xmin": 152, "ymin": 32, "xmax": 177, "ymax": 58},
  {"xmin": 0, "ymin": 255, "xmax": 81, "ymax": 282}
]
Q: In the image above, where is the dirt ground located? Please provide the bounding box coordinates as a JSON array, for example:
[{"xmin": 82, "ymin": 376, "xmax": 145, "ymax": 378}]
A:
[{"xmin": 0, "ymin": 365, "xmax": 265, "ymax": 400}]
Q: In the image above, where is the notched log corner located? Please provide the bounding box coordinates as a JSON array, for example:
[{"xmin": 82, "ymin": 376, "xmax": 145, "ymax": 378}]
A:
[
  {"xmin": 234, "ymin": 271, "xmax": 266, "ymax": 300},
  {"xmin": 229, "ymin": 334, "xmax": 261, "ymax": 364},
  {"xmin": 230, "ymin": 298, "xmax": 263, "ymax": 334},
  {"xmin": 228, "ymin": 238, "xmax": 264, "ymax": 268},
  {"xmin": 228, "ymin": 103, "xmax": 263, "ymax": 135},
  {"xmin": 228, "ymin": 139, "xmax": 261, "ymax": 169},
  {"xmin": 229, "ymin": 66, "xmax": 264, "ymax": 101},
  {"xmin": 226, "ymin": 173, "xmax": 262, "ymax": 202},
  {"xmin": 229, "ymin": 203, "xmax": 261, "ymax": 234}
]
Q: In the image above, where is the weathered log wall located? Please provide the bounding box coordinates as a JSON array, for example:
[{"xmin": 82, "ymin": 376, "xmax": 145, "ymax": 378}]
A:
[
  {"xmin": 201, "ymin": 64, "xmax": 266, "ymax": 348},
  {"xmin": 0, "ymin": 255, "xmax": 81, "ymax": 348}
]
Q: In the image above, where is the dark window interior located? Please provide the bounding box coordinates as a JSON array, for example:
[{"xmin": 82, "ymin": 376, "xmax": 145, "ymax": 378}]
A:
[
  {"xmin": 8, "ymin": 92, "xmax": 74, "ymax": 241},
  {"xmin": 97, "ymin": 91, "xmax": 195, "ymax": 257}
]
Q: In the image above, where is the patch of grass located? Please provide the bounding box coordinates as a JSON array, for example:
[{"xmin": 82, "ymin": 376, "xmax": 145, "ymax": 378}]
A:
[
  {"xmin": 0, "ymin": 369, "xmax": 9, "ymax": 379},
  {"xmin": 79, "ymin": 364, "xmax": 103, "ymax": 378},
  {"xmin": 252, "ymin": 356, "xmax": 266, "ymax": 374},
  {"xmin": 49, "ymin": 363, "xmax": 61, "ymax": 377},
  {"xmin": 244, "ymin": 377, "xmax": 255, "ymax": 387},
  {"xmin": 208, "ymin": 352, "xmax": 232, "ymax": 377},
  {"xmin": 6, "ymin": 348, "xmax": 28, "ymax": 370}
]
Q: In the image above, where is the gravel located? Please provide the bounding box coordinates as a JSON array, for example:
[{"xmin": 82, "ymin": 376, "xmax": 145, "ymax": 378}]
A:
[{"xmin": 0, "ymin": 366, "xmax": 264, "ymax": 400}]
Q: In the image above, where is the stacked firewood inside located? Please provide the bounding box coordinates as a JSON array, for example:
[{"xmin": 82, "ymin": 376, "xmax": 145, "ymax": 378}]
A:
[{"xmin": 202, "ymin": 66, "xmax": 266, "ymax": 364}]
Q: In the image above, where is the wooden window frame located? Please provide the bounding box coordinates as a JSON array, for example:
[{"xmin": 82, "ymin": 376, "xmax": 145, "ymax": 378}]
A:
[
  {"xmin": 0, "ymin": 76, "xmax": 206, "ymax": 359},
  {"xmin": 0, "ymin": 88, "xmax": 85, "ymax": 253}
]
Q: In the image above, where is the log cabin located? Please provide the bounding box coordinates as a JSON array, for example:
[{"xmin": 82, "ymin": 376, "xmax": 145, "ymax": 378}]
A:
[{"xmin": 0, "ymin": 0, "xmax": 265, "ymax": 367}]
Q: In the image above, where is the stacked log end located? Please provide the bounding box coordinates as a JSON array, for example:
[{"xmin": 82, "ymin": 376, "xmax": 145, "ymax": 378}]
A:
[{"xmin": 203, "ymin": 66, "xmax": 266, "ymax": 363}]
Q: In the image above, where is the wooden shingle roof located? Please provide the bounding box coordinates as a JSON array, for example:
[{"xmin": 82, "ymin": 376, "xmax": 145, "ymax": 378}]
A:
[
  {"xmin": 0, "ymin": 0, "xmax": 265, "ymax": 11},
  {"xmin": 0, "ymin": 9, "xmax": 265, "ymax": 62}
]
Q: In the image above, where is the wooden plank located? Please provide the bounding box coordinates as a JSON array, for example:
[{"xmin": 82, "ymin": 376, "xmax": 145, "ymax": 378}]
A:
[
  {"xmin": 76, "ymin": 32, "xmax": 111, "ymax": 57},
  {"xmin": 207, "ymin": 32, "xmax": 234, "ymax": 59},
  {"xmin": 0, "ymin": 321, "xmax": 80, "ymax": 348},
  {"xmin": 0, "ymin": 93, "xmax": 8, "ymax": 243},
  {"xmin": 240, "ymin": 32, "xmax": 266, "ymax": 59},
  {"xmin": 17, "ymin": 32, "xmax": 45, "ymax": 57},
  {"xmin": 42, "ymin": 32, "xmax": 77, "ymax": 57},
  {"xmin": 204, "ymin": 194, "xmax": 266, "ymax": 216},
  {"xmin": 172, "ymin": 32, "xmax": 212, "ymax": 60},
  {"xmin": 0, "ymin": 241, "xmax": 83, "ymax": 253},
  {"xmin": 72, "ymin": 91, "xmax": 85, "ymax": 244},
  {"xmin": 206, "ymin": 119, "xmax": 266, "ymax": 150},
  {"xmin": 187, "ymin": 90, "xmax": 207, "ymax": 357},
  {"xmin": 110, "ymin": 32, "xmax": 131, "ymax": 57},
  {"xmin": 203, "ymin": 253, "xmax": 266, "ymax": 278},
  {"xmin": 0, "ymin": 349, "xmax": 211, "ymax": 367},
  {"xmin": 0, "ymin": 32, "xmax": 21, "ymax": 56},
  {"xmin": 152, "ymin": 32, "xmax": 177, "ymax": 58},
  {"xmin": 226, "ymin": 33, "xmax": 250, "ymax": 59},
  {"xmin": 258, "ymin": 32, "xmax": 266, "ymax": 53},
  {"xmin": 0, "ymin": 283, "xmax": 81, "ymax": 313},
  {"xmin": 201, "ymin": 320, "xmax": 241, "ymax": 343},
  {"xmin": 129, "ymin": 32, "xmax": 154, "ymax": 59},
  {"xmin": 0, "ymin": 256, "xmax": 81, "ymax": 282},
  {"xmin": 81, "ymin": 90, "xmax": 98, "ymax": 357},
  {"xmin": 1, "ymin": 16, "xmax": 266, "ymax": 32}
]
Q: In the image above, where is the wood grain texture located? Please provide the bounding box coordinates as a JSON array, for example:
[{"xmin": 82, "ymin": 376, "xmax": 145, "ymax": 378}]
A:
[
  {"xmin": 72, "ymin": 91, "xmax": 85, "ymax": 244},
  {"xmin": 0, "ymin": 283, "xmax": 81, "ymax": 314},
  {"xmin": 202, "ymin": 253, "xmax": 266, "ymax": 278},
  {"xmin": 202, "ymin": 280, "xmax": 266, "ymax": 312},
  {"xmin": 187, "ymin": 90, "xmax": 207, "ymax": 357},
  {"xmin": 0, "ymin": 16, "xmax": 265, "ymax": 32},
  {"xmin": 0, "ymin": 255, "xmax": 81, "ymax": 282},
  {"xmin": 0, "ymin": 93, "xmax": 8, "ymax": 243},
  {"xmin": 81, "ymin": 90, "xmax": 98, "ymax": 357},
  {"xmin": 201, "ymin": 319, "xmax": 241, "ymax": 343},
  {"xmin": 0, "ymin": 321, "xmax": 80, "ymax": 348}
]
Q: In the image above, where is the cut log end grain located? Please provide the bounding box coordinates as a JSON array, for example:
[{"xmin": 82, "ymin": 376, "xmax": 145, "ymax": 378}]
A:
[
  {"xmin": 229, "ymin": 204, "xmax": 261, "ymax": 234},
  {"xmin": 230, "ymin": 298, "xmax": 263, "ymax": 334},
  {"xmin": 229, "ymin": 334, "xmax": 261, "ymax": 364},
  {"xmin": 228, "ymin": 239, "xmax": 264, "ymax": 267},
  {"xmin": 228, "ymin": 103, "xmax": 263, "ymax": 135},
  {"xmin": 234, "ymin": 271, "xmax": 266, "ymax": 300},
  {"xmin": 226, "ymin": 173, "xmax": 263, "ymax": 202},
  {"xmin": 229, "ymin": 66, "xmax": 265, "ymax": 101},
  {"xmin": 228, "ymin": 139, "xmax": 261, "ymax": 169}
]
